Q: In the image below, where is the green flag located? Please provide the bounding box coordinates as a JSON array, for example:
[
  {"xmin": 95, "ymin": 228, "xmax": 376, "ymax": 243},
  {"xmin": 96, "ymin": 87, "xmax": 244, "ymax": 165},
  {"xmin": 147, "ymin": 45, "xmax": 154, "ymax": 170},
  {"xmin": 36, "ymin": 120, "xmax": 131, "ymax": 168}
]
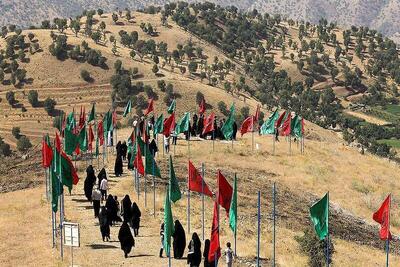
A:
[
  {"xmin": 95, "ymin": 134, "xmax": 99, "ymax": 157},
  {"xmin": 175, "ymin": 112, "xmax": 190, "ymax": 135},
  {"xmin": 310, "ymin": 193, "xmax": 329, "ymax": 240},
  {"xmin": 64, "ymin": 128, "xmax": 78, "ymax": 155},
  {"xmin": 78, "ymin": 125, "xmax": 88, "ymax": 152},
  {"xmin": 66, "ymin": 111, "xmax": 76, "ymax": 131},
  {"xmin": 145, "ymin": 152, "xmax": 161, "ymax": 177},
  {"xmin": 163, "ymin": 187, "xmax": 174, "ymax": 256},
  {"xmin": 129, "ymin": 136, "xmax": 147, "ymax": 167},
  {"xmin": 88, "ymin": 103, "xmax": 95, "ymax": 123},
  {"xmin": 153, "ymin": 114, "xmax": 164, "ymax": 137},
  {"xmin": 54, "ymin": 149, "xmax": 78, "ymax": 193},
  {"xmin": 168, "ymin": 155, "xmax": 181, "ymax": 203},
  {"xmin": 221, "ymin": 103, "xmax": 235, "ymax": 140},
  {"xmin": 123, "ymin": 100, "xmax": 132, "ymax": 117},
  {"xmin": 50, "ymin": 150, "xmax": 63, "ymax": 213},
  {"xmin": 260, "ymin": 108, "xmax": 279, "ymax": 135},
  {"xmin": 167, "ymin": 99, "xmax": 176, "ymax": 114},
  {"xmin": 292, "ymin": 116, "xmax": 303, "ymax": 138},
  {"xmin": 229, "ymin": 174, "xmax": 237, "ymax": 233},
  {"xmin": 103, "ymin": 110, "xmax": 113, "ymax": 135}
]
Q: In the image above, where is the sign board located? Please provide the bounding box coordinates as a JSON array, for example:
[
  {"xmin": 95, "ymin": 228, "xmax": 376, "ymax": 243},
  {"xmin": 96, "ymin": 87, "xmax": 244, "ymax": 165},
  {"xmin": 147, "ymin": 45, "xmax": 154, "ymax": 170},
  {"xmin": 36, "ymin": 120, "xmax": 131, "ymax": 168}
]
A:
[{"xmin": 64, "ymin": 222, "xmax": 80, "ymax": 247}]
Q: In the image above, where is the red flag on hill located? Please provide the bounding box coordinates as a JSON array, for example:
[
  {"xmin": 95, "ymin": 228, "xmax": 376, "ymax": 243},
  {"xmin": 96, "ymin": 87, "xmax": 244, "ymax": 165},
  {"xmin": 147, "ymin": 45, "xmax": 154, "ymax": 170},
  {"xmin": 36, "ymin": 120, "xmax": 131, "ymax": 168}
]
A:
[
  {"xmin": 41, "ymin": 134, "xmax": 53, "ymax": 168},
  {"xmin": 275, "ymin": 111, "xmax": 286, "ymax": 128},
  {"xmin": 88, "ymin": 124, "xmax": 94, "ymax": 151},
  {"xmin": 188, "ymin": 161, "xmax": 213, "ymax": 197},
  {"xmin": 97, "ymin": 121, "xmax": 104, "ymax": 146},
  {"xmin": 373, "ymin": 194, "xmax": 392, "ymax": 240},
  {"xmin": 112, "ymin": 109, "xmax": 117, "ymax": 127},
  {"xmin": 55, "ymin": 131, "xmax": 62, "ymax": 151},
  {"xmin": 208, "ymin": 200, "xmax": 221, "ymax": 263},
  {"xmin": 218, "ymin": 171, "xmax": 233, "ymax": 217},
  {"xmin": 254, "ymin": 105, "xmax": 260, "ymax": 122},
  {"xmin": 163, "ymin": 113, "xmax": 175, "ymax": 137},
  {"xmin": 240, "ymin": 116, "xmax": 254, "ymax": 136},
  {"xmin": 280, "ymin": 114, "xmax": 291, "ymax": 136},
  {"xmin": 144, "ymin": 98, "xmax": 154, "ymax": 116},
  {"xmin": 134, "ymin": 144, "xmax": 145, "ymax": 176},
  {"xmin": 79, "ymin": 106, "xmax": 85, "ymax": 129},
  {"xmin": 202, "ymin": 113, "xmax": 215, "ymax": 136},
  {"xmin": 199, "ymin": 98, "xmax": 206, "ymax": 114}
]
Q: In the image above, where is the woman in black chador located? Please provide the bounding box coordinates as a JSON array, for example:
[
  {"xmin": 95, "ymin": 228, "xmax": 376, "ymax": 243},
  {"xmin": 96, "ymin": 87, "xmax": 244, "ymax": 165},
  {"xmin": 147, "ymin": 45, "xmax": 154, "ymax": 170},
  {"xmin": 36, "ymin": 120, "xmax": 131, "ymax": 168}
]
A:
[
  {"xmin": 131, "ymin": 202, "xmax": 141, "ymax": 236},
  {"xmin": 203, "ymin": 239, "xmax": 213, "ymax": 267},
  {"xmin": 105, "ymin": 194, "xmax": 121, "ymax": 226},
  {"xmin": 121, "ymin": 141, "xmax": 128, "ymax": 160},
  {"xmin": 97, "ymin": 168, "xmax": 107, "ymax": 189},
  {"xmin": 84, "ymin": 165, "xmax": 96, "ymax": 201},
  {"xmin": 98, "ymin": 206, "xmax": 110, "ymax": 241},
  {"xmin": 172, "ymin": 220, "xmax": 186, "ymax": 259},
  {"xmin": 187, "ymin": 232, "xmax": 202, "ymax": 267},
  {"xmin": 118, "ymin": 221, "xmax": 135, "ymax": 258},
  {"xmin": 114, "ymin": 141, "xmax": 123, "ymax": 177},
  {"xmin": 121, "ymin": 195, "xmax": 132, "ymax": 223}
]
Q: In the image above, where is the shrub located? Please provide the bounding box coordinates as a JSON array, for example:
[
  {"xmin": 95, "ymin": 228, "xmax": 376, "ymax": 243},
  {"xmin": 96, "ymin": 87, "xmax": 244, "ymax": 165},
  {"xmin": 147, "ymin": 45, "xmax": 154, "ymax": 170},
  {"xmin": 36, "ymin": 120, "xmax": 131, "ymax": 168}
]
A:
[
  {"xmin": 17, "ymin": 136, "xmax": 32, "ymax": 152},
  {"xmin": 6, "ymin": 91, "xmax": 15, "ymax": 105},
  {"xmin": 80, "ymin": 69, "xmax": 91, "ymax": 82},
  {"xmin": 43, "ymin": 97, "xmax": 57, "ymax": 115},
  {"xmin": 217, "ymin": 101, "xmax": 228, "ymax": 116},
  {"xmin": 0, "ymin": 137, "xmax": 11, "ymax": 157},
  {"xmin": 28, "ymin": 90, "xmax": 39, "ymax": 107},
  {"xmin": 12, "ymin": 127, "xmax": 21, "ymax": 139}
]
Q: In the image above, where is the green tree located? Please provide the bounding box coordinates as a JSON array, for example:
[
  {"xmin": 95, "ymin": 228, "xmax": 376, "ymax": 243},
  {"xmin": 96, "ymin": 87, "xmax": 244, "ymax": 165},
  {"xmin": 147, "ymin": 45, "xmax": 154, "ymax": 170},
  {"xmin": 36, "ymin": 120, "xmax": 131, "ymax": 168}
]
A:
[
  {"xmin": 80, "ymin": 70, "xmax": 91, "ymax": 82},
  {"xmin": 97, "ymin": 9, "xmax": 104, "ymax": 16},
  {"xmin": 12, "ymin": 127, "xmax": 21, "ymax": 139},
  {"xmin": 28, "ymin": 90, "xmax": 39, "ymax": 107},
  {"xmin": 17, "ymin": 136, "xmax": 32, "ymax": 152},
  {"xmin": 43, "ymin": 97, "xmax": 57, "ymax": 115},
  {"xmin": 6, "ymin": 91, "xmax": 15, "ymax": 105},
  {"xmin": 152, "ymin": 64, "xmax": 159, "ymax": 74},
  {"xmin": 91, "ymin": 31, "xmax": 101, "ymax": 44},
  {"xmin": 112, "ymin": 13, "xmax": 118, "ymax": 24},
  {"xmin": 188, "ymin": 61, "xmax": 198, "ymax": 74}
]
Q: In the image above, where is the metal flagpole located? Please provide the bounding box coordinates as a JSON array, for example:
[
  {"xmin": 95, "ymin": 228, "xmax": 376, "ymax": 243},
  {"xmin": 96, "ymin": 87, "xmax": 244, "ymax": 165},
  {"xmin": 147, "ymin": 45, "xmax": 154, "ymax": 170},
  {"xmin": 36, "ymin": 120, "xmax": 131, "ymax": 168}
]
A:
[
  {"xmin": 326, "ymin": 191, "xmax": 330, "ymax": 267},
  {"xmin": 52, "ymin": 210, "xmax": 56, "ymax": 248},
  {"xmin": 187, "ymin": 161, "xmax": 191, "ymax": 235},
  {"xmin": 234, "ymin": 173, "xmax": 237, "ymax": 257},
  {"xmin": 153, "ymin": 155, "xmax": 156, "ymax": 218},
  {"xmin": 212, "ymin": 130, "xmax": 215, "ymax": 152},
  {"xmin": 60, "ymin": 135, "xmax": 64, "ymax": 260},
  {"xmin": 273, "ymin": 182, "xmax": 276, "ymax": 267},
  {"xmin": 45, "ymin": 168, "xmax": 49, "ymax": 201},
  {"xmin": 252, "ymin": 121, "xmax": 255, "ymax": 151},
  {"xmin": 273, "ymin": 128, "xmax": 276, "ymax": 155},
  {"xmin": 201, "ymin": 163, "xmax": 205, "ymax": 240},
  {"xmin": 144, "ymin": 134, "xmax": 147, "ymax": 207},
  {"xmin": 386, "ymin": 193, "xmax": 391, "ymax": 267},
  {"xmin": 257, "ymin": 190, "xmax": 261, "ymax": 267}
]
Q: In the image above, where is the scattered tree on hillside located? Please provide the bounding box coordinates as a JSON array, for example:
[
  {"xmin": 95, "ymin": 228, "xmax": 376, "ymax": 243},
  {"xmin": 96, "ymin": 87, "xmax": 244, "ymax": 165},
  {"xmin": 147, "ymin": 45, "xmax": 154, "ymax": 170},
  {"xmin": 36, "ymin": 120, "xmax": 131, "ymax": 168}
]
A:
[
  {"xmin": 43, "ymin": 97, "xmax": 56, "ymax": 115},
  {"xmin": 28, "ymin": 90, "xmax": 39, "ymax": 107},
  {"xmin": 17, "ymin": 136, "xmax": 32, "ymax": 152},
  {"xmin": 12, "ymin": 127, "xmax": 21, "ymax": 139}
]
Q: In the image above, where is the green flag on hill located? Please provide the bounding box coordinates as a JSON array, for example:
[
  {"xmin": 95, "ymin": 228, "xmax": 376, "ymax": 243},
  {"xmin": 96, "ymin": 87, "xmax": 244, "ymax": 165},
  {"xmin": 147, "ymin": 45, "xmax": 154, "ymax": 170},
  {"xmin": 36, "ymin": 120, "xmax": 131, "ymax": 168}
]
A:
[
  {"xmin": 64, "ymin": 128, "xmax": 78, "ymax": 155},
  {"xmin": 78, "ymin": 125, "xmax": 88, "ymax": 152},
  {"xmin": 260, "ymin": 108, "xmax": 279, "ymax": 135},
  {"xmin": 221, "ymin": 103, "xmax": 235, "ymax": 140},
  {"xmin": 175, "ymin": 112, "xmax": 190, "ymax": 135},
  {"xmin": 229, "ymin": 174, "xmax": 237, "ymax": 233},
  {"xmin": 168, "ymin": 155, "xmax": 181, "ymax": 203},
  {"xmin": 66, "ymin": 111, "xmax": 76, "ymax": 131},
  {"xmin": 167, "ymin": 99, "xmax": 176, "ymax": 114},
  {"xmin": 153, "ymin": 114, "xmax": 164, "ymax": 137},
  {"xmin": 88, "ymin": 103, "xmax": 95, "ymax": 123},
  {"xmin": 310, "ymin": 192, "xmax": 329, "ymax": 240},
  {"xmin": 292, "ymin": 116, "xmax": 303, "ymax": 138},
  {"xmin": 145, "ymin": 152, "xmax": 161, "ymax": 178},
  {"xmin": 123, "ymin": 100, "xmax": 132, "ymax": 117},
  {"xmin": 163, "ymin": 187, "xmax": 174, "ymax": 256},
  {"xmin": 50, "ymin": 151, "xmax": 63, "ymax": 213}
]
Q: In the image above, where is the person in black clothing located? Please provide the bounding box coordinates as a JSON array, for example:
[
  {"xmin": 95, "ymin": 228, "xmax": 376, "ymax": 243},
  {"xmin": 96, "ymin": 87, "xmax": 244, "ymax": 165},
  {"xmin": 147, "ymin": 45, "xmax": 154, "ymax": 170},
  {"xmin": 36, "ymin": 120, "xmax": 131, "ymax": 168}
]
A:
[
  {"xmin": 121, "ymin": 195, "xmax": 132, "ymax": 223},
  {"xmin": 131, "ymin": 202, "xmax": 141, "ymax": 236},
  {"xmin": 149, "ymin": 138, "xmax": 158, "ymax": 157},
  {"xmin": 187, "ymin": 232, "xmax": 202, "ymax": 267},
  {"xmin": 98, "ymin": 206, "xmax": 110, "ymax": 241},
  {"xmin": 192, "ymin": 114, "xmax": 198, "ymax": 137},
  {"xmin": 203, "ymin": 239, "xmax": 213, "ymax": 267},
  {"xmin": 127, "ymin": 150, "xmax": 133, "ymax": 170},
  {"xmin": 84, "ymin": 165, "xmax": 96, "ymax": 201},
  {"xmin": 172, "ymin": 220, "xmax": 186, "ymax": 259},
  {"xmin": 232, "ymin": 121, "xmax": 238, "ymax": 140},
  {"xmin": 118, "ymin": 221, "xmax": 135, "ymax": 258},
  {"xmin": 115, "ymin": 141, "xmax": 123, "ymax": 177},
  {"xmin": 121, "ymin": 141, "xmax": 128, "ymax": 160},
  {"xmin": 105, "ymin": 194, "xmax": 121, "ymax": 226},
  {"xmin": 159, "ymin": 223, "xmax": 165, "ymax": 257},
  {"xmin": 97, "ymin": 168, "xmax": 107, "ymax": 189},
  {"xmin": 198, "ymin": 114, "xmax": 204, "ymax": 138}
]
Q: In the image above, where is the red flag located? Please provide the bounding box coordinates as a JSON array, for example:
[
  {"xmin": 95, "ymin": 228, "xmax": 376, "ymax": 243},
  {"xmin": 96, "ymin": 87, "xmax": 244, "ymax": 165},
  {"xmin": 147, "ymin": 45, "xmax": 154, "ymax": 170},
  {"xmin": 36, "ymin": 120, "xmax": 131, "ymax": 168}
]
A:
[
  {"xmin": 88, "ymin": 124, "xmax": 94, "ymax": 151},
  {"xmin": 239, "ymin": 116, "xmax": 254, "ymax": 136},
  {"xmin": 142, "ymin": 121, "xmax": 150, "ymax": 144},
  {"xmin": 55, "ymin": 131, "xmax": 62, "ymax": 151},
  {"xmin": 188, "ymin": 161, "xmax": 213, "ymax": 197},
  {"xmin": 97, "ymin": 121, "xmax": 104, "ymax": 146},
  {"xmin": 134, "ymin": 144, "xmax": 145, "ymax": 175},
  {"xmin": 79, "ymin": 106, "xmax": 85, "ymax": 129},
  {"xmin": 218, "ymin": 171, "xmax": 233, "ymax": 217},
  {"xmin": 301, "ymin": 118, "xmax": 305, "ymax": 135},
  {"xmin": 373, "ymin": 195, "xmax": 392, "ymax": 240},
  {"xmin": 202, "ymin": 113, "xmax": 215, "ymax": 135},
  {"xmin": 254, "ymin": 105, "xmax": 260, "ymax": 121},
  {"xmin": 112, "ymin": 110, "xmax": 117, "ymax": 127},
  {"xmin": 275, "ymin": 111, "xmax": 286, "ymax": 128},
  {"xmin": 163, "ymin": 113, "xmax": 175, "ymax": 137},
  {"xmin": 74, "ymin": 145, "xmax": 80, "ymax": 156},
  {"xmin": 199, "ymin": 98, "xmax": 206, "ymax": 114},
  {"xmin": 144, "ymin": 98, "xmax": 154, "ymax": 116},
  {"xmin": 208, "ymin": 200, "xmax": 221, "ymax": 263},
  {"xmin": 280, "ymin": 114, "xmax": 291, "ymax": 136},
  {"xmin": 41, "ymin": 135, "xmax": 53, "ymax": 168}
]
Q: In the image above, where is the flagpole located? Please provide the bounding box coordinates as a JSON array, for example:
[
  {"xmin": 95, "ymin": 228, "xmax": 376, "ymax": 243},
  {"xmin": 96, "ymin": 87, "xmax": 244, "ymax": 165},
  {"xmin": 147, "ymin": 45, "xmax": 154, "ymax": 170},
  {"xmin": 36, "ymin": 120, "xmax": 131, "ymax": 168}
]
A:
[
  {"xmin": 212, "ymin": 130, "xmax": 215, "ymax": 152},
  {"xmin": 257, "ymin": 190, "xmax": 261, "ymax": 267},
  {"xmin": 386, "ymin": 193, "xmax": 391, "ymax": 267},
  {"xmin": 234, "ymin": 173, "xmax": 237, "ymax": 257},
  {"xmin": 273, "ymin": 182, "xmax": 276, "ymax": 267},
  {"xmin": 60, "ymin": 120, "xmax": 64, "ymax": 261},
  {"xmin": 187, "ymin": 161, "xmax": 191, "ymax": 235},
  {"xmin": 326, "ymin": 191, "xmax": 330, "ymax": 267},
  {"xmin": 144, "ymin": 132, "xmax": 148, "ymax": 207},
  {"xmin": 252, "ymin": 120, "xmax": 255, "ymax": 151},
  {"xmin": 152, "ymin": 155, "xmax": 156, "ymax": 218},
  {"xmin": 45, "ymin": 168, "xmax": 49, "ymax": 201},
  {"xmin": 289, "ymin": 135, "xmax": 292, "ymax": 155},
  {"xmin": 273, "ymin": 128, "xmax": 276, "ymax": 155},
  {"xmin": 201, "ymin": 163, "xmax": 205, "ymax": 241}
]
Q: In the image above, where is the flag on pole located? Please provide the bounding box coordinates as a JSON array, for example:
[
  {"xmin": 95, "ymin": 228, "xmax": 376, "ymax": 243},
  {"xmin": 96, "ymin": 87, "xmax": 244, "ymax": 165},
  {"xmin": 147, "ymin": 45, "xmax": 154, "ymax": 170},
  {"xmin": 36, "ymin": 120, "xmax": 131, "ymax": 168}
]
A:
[
  {"xmin": 50, "ymin": 152, "xmax": 63, "ymax": 212},
  {"xmin": 175, "ymin": 112, "xmax": 190, "ymax": 135},
  {"xmin": 254, "ymin": 105, "xmax": 260, "ymax": 122},
  {"xmin": 95, "ymin": 133, "xmax": 99, "ymax": 157},
  {"xmin": 260, "ymin": 108, "xmax": 279, "ymax": 135},
  {"xmin": 153, "ymin": 114, "xmax": 164, "ymax": 137},
  {"xmin": 229, "ymin": 174, "xmax": 237, "ymax": 233},
  {"xmin": 97, "ymin": 121, "xmax": 104, "ymax": 146},
  {"xmin": 66, "ymin": 111, "xmax": 76, "ymax": 131},
  {"xmin": 202, "ymin": 113, "xmax": 215, "ymax": 136},
  {"xmin": 199, "ymin": 98, "xmax": 206, "ymax": 114},
  {"xmin": 41, "ymin": 134, "xmax": 53, "ymax": 168},
  {"xmin": 55, "ymin": 131, "xmax": 62, "ymax": 151},
  {"xmin": 163, "ymin": 113, "xmax": 175, "ymax": 137},
  {"xmin": 145, "ymin": 152, "xmax": 161, "ymax": 177},
  {"xmin": 64, "ymin": 128, "xmax": 78, "ymax": 155},
  {"xmin": 208, "ymin": 200, "xmax": 221, "ymax": 262},
  {"xmin": 78, "ymin": 125, "xmax": 88, "ymax": 152},
  {"xmin": 144, "ymin": 98, "xmax": 154, "ymax": 116},
  {"xmin": 291, "ymin": 115, "xmax": 303, "ymax": 138},
  {"xmin": 169, "ymin": 155, "xmax": 181, "ymax": 203},
  {"xmin": 167, "ymin": 99, "xmax": 176, "ymax": 114},
  {"xmin": 112, "ymin": 109, "xmax": 117, "ymax": 128},
  {"xmin": 163, "ymin": 187, "xmax": 175, "ymax": 256},
  {"xmin": 280, "ymin": 113, "xmax": 292, "ymax": 136},
  {"xmin": 88, "ymin": 124, "xmax": 94, "ymax": 151},
  {"xmin": 188, "ymin": 161, "xmax": 213, "ymax": 197},
  {"xmin": 221, "ymin": 104, "xmax": 235, "ymax": 140},
  {"xmin": 133, "ymin": 142, "xmax": 145, "ymax": 176},
  {"xmin": 373, "ymin": 194, "xmax": 392, "ymax": 240},
  {"xmin": 78, "ymin": 106, "xmax": 85, "ymax": 129},
  {"xmin": 123, "ymin": 100, "xmax": 132, "ymax": 117},
  {"xmin": 218, "ymin": 171, "xmax": 233, "ymax": 217},
  {"xmin": 54, "ymin": 145, "xmax": 79, "ymax": 192},
  {"xmin": 239, "ymin": 116, "xmax": 254, "ymax": 136},
  {"xmin": 275, "ymin": 111, "xmax": 287, "ymax": 128},
  {"xmin": 310, "ymin": 193, "xmax": 329, "ymax": 240},
  {"xmin": 88, "ymin": 103, "xmax": 95, "ymax": 123}
]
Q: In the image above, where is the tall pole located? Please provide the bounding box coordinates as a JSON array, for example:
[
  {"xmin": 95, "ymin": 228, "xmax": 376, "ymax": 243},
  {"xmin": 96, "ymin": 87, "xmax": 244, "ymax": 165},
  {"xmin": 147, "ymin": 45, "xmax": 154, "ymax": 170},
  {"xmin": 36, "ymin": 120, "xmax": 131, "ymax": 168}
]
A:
[
  {"xmin": 257, "ymin": 190, "xmax": 261, "ymax": 267},
  {"xmin": 234, "ymin": 173, "xmax": 237, "ymax": 257},
  {"xmin": 252, "ymin": 121, "xmax": 255, "ymax": 151},
  {"xmin": 60, "ymin": 132, "xmax": 64, "ymax": 261},
  {"xmin": 272, "ymin": 182, "xmax": 276, "ymax": 267},
  {"xmin": 273, "ymin": 128, "xmax": 276, "ymax": 155},
  {"xmin": 212, "ymin": 130, "xmax": 215, "ymax": 152},
  {"xmin": 187, "ymin": 161, "xmax": 190, "ymax": 235},
  {"xmin": 289, "ymin": 135, "xmax": 292, "ymax": 155},
  {"xmin": 153, "ymin": 154, "xmax": 156, "ymax": 218},
  {"xmin": 386, "ymin": 193, "xmax": 391, "ymax": 267},
  {"xmin": 326, "ymin": 192, "xmax": 330, "ymax": 267},
  {"xmin": 201, "ymin": 163, "xmax": 205, "ymax": 241}
]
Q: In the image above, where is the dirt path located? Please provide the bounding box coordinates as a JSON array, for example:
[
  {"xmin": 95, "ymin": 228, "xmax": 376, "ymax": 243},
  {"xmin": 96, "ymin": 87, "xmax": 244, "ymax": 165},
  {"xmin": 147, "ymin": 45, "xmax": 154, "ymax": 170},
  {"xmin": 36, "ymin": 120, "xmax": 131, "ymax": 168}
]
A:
[{"xmin": 345, "ymin": 110, "xmax": 390, "ymax": 125}]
